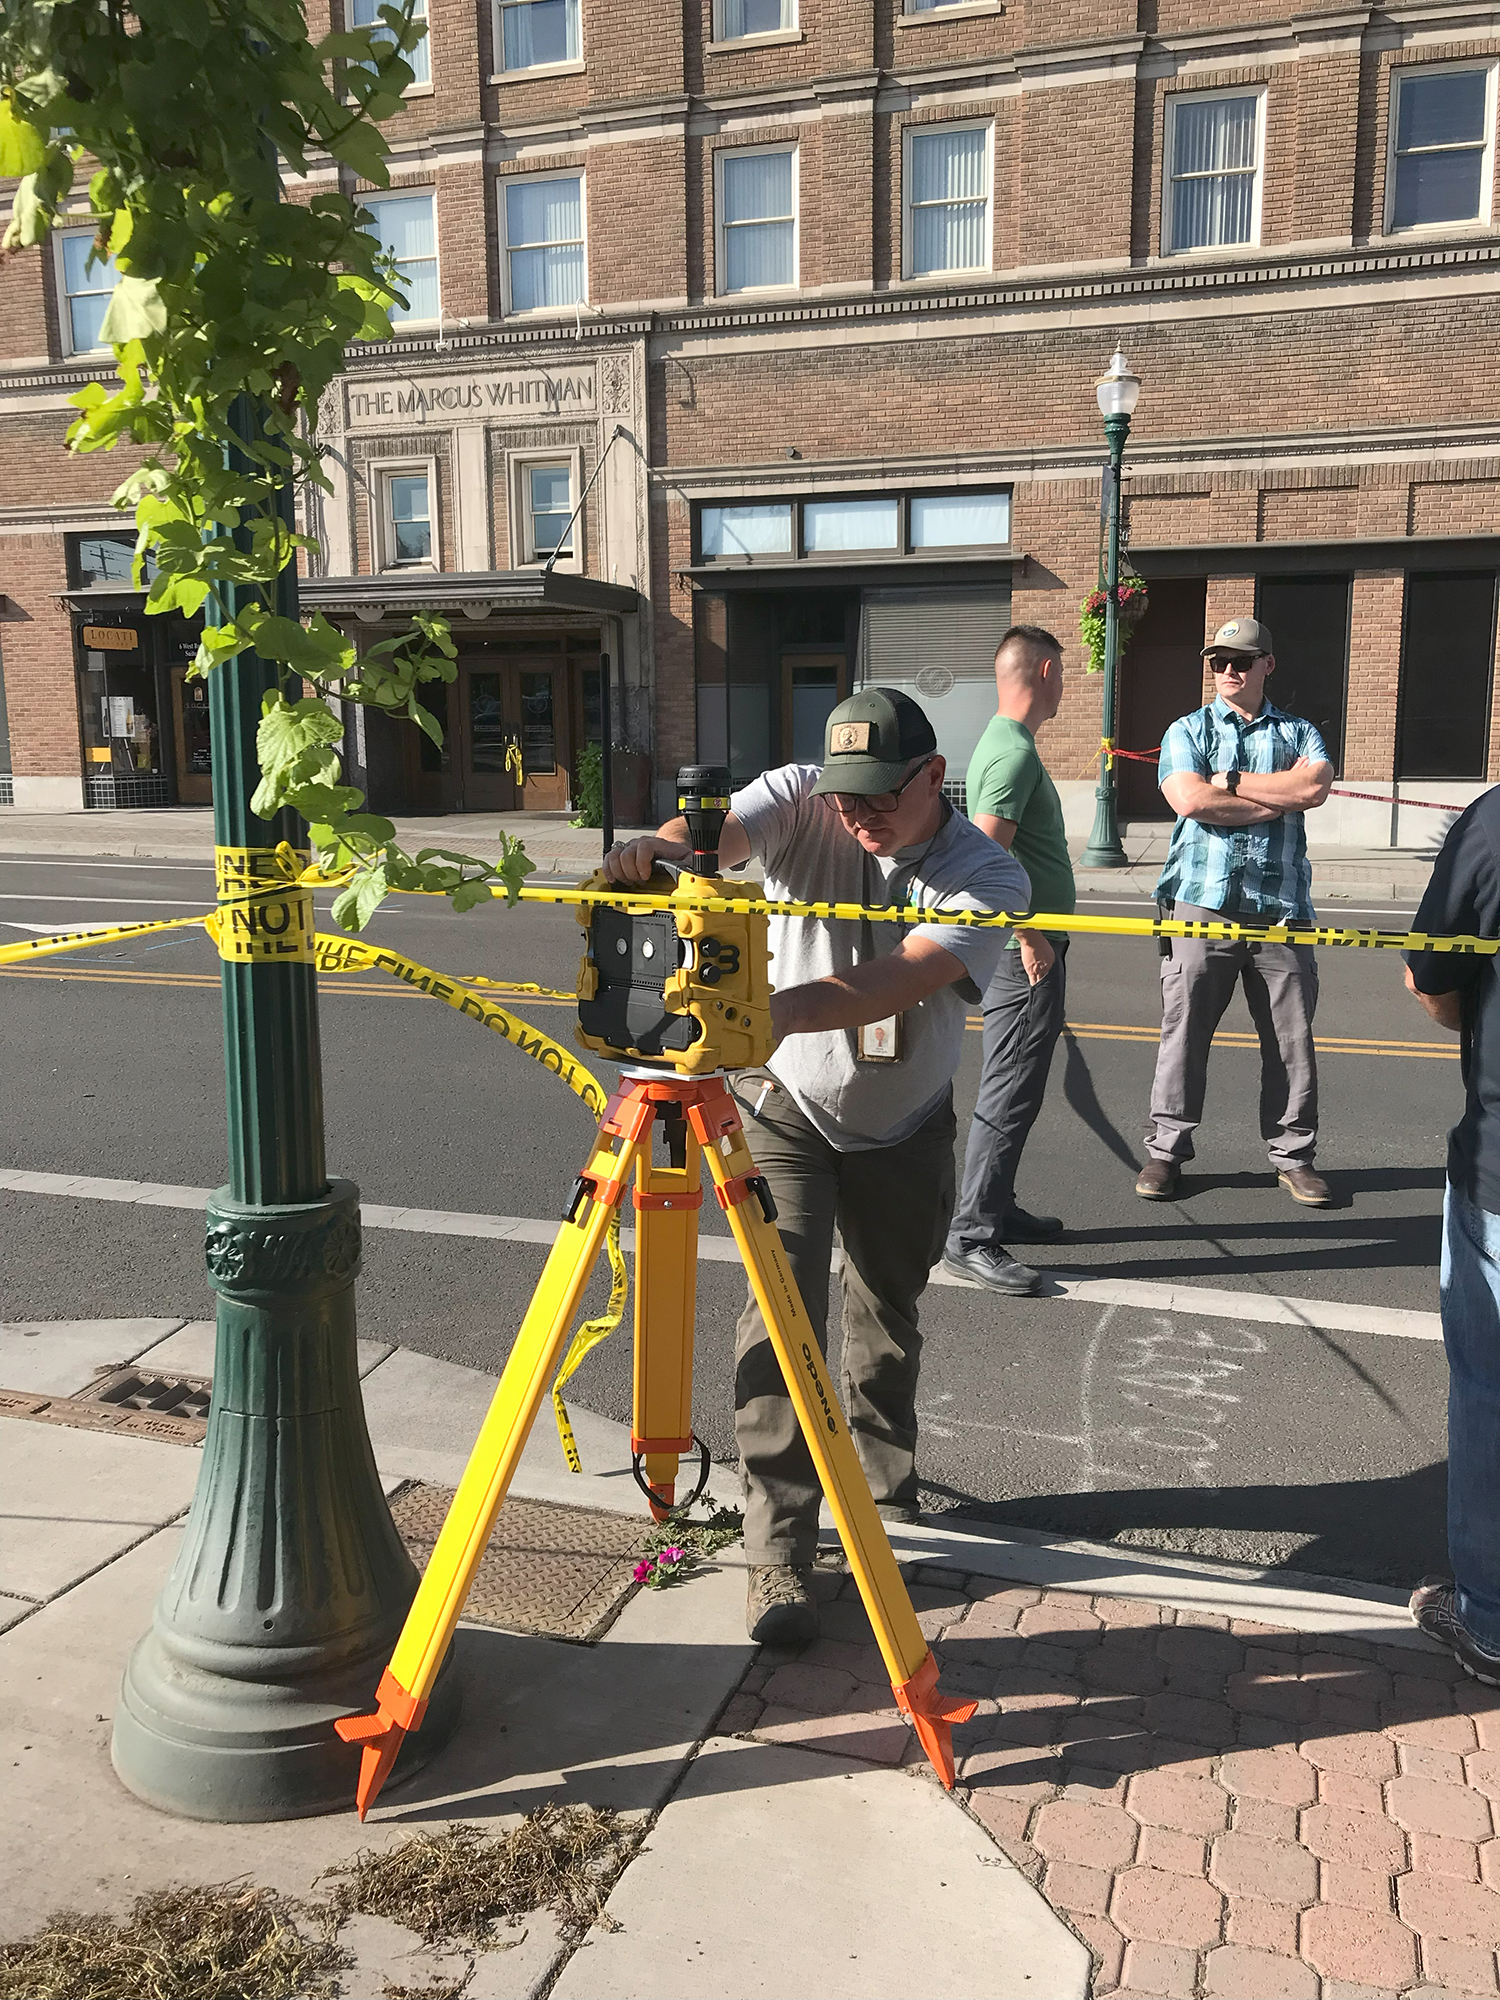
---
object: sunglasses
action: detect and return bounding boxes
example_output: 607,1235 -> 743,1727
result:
829,756 -> 934,817
1208,655 -> 1263,674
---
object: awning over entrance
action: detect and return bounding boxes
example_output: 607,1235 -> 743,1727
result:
299,570 -> 641,620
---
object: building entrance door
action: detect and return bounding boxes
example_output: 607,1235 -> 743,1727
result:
1116,578 -> 1208,819
454,658 -> 570,812
169,665 -> 213,804
781,652 -> 847,763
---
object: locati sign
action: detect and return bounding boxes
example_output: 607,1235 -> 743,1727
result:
346,366 -> 596,427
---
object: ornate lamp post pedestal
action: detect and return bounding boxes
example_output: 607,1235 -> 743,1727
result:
1079,351 -> 1142,872
112,404 -> 456,1820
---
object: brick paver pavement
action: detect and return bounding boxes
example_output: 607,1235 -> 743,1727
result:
719,1564 -> 1500,1998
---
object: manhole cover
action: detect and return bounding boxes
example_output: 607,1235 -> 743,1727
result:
390,1484 -> 648,1643
0,1368 -> 212,1445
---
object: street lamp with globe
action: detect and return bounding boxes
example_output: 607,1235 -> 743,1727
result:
1079,349 -> 1143,868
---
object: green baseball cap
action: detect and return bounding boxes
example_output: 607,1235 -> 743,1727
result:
810,687 -> 939,797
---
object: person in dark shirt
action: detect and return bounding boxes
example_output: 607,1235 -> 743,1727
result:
1404,789 -> 1500,1686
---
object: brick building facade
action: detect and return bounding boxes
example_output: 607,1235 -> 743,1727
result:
3,0 -> 1499,838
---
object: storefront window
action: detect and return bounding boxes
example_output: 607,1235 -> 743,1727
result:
69,533 -> 153,588
700,504 -> 793,559
910,492 -> 1010,548
1397,571 -> 1498,778
804,498 -> 899,552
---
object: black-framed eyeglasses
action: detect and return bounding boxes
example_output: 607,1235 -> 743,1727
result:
829,757 -> 935,816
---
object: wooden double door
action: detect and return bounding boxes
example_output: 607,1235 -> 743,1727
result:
415,654 -> 576,812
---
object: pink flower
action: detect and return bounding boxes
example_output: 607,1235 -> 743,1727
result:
631,1560 -> 654,1582
658,1547 -> 685,1565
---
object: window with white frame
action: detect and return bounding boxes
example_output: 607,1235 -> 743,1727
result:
904,0 -> 973,10
58,230 -> 121,353
1388,65 -> 1496,231
905,124 -> 991,277
351,0 -> 430,89
504,175 -> 586,313
1165,90 -> 1263,253
496,0 -> 579,71
803,498 -> 899,552
910,491 -> 1010,548
382,470 -> 434,567
363,194 -> 439,323
717,147 -> 796,294
521,462 -> 574,562
714,0 -> 794,39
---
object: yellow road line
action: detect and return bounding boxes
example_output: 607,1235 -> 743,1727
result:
2,964 -> 1456,1058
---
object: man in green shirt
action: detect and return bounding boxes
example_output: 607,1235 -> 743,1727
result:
942,624 -> 1076,1296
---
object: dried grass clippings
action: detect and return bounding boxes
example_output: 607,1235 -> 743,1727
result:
0,1883 -> 347,2000
319,1807 -> 638,1950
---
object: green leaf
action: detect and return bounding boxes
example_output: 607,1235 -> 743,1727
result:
450,880 -> 492,913
0,100 -> 46,177
408,697 -> 444,747
97,274 -> 167,344
331,864 -> 389,932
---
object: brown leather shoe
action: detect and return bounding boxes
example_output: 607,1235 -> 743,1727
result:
1278,1166 -> 1331,1206
1135,1159 -> 1180,1199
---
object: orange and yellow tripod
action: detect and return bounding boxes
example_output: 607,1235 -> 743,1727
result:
336,1065 -> 977,1816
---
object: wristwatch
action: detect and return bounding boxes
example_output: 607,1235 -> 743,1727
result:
1223,768 -> 1241,794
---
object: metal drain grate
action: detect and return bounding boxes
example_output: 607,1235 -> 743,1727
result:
389,1484 -> 648,1643
0,1368 -> 213,1445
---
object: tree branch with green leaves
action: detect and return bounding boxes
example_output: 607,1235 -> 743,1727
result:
1,0 -> 532,925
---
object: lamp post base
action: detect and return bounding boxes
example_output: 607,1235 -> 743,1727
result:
1078,790 -> 1130,870
111,1182 -> 459,1821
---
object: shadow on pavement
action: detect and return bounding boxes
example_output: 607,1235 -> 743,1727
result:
934,1460 -> 1448,1588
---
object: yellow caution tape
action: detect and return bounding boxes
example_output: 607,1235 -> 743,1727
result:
213,844 -> 317,963
505,885 -> 1495,956
312,930 -> 626,1472
0,913 -> 210,967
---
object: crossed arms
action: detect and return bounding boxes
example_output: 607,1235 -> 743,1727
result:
1160,757 -> 1334,828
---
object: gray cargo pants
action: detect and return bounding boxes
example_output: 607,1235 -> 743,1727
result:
727,1067 -> 956,1568
1144,899 -> 1319,1169
948,938 -> 1069,1253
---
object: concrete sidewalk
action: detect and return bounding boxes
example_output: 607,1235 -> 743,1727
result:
0,800 -> 1446,902
5,1313 -> 1498,1997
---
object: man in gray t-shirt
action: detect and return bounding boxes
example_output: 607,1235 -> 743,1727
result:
605,690 -> 1029,1647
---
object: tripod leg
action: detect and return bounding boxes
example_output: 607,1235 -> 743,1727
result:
688,1081 -> 977,1789
632,1103 -> 702,1519
336,1119 -> 643,1816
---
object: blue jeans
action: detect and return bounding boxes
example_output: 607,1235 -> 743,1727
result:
1441,1185 -> 1500,1650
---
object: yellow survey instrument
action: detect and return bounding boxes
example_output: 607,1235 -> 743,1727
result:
336,766 -> 977,1817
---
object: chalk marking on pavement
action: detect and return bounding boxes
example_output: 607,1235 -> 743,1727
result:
0,1168 -> 1442,1342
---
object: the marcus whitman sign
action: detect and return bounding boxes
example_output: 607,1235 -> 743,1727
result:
345,366 -> 596,427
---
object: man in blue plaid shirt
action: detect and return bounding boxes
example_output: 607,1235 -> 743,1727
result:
1136,615 -> 1334,1206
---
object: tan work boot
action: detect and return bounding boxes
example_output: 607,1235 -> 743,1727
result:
1135,1159 -> 1180,1199
745,1564 -> 818,1647
1278,1165 -> 1331,1206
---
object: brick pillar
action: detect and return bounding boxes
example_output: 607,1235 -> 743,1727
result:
1200,576 -> 1249,704
1,534 -> 84,808
1344,570 -> 1404,781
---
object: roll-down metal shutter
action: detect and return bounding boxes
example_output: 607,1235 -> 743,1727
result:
857,585 -> 1011,808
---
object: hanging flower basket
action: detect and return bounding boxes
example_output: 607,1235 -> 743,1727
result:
1079,580 -> 1150,673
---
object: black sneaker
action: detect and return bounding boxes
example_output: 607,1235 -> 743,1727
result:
746,1564 -> 818,1647
1410,1576 -> 1500,1687
1000,1206 -> 1065,1241
940,1245 -> 1043,1296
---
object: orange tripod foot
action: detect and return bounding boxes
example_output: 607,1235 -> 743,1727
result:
334,1669 -> 428,1819
892,1651 -> 979,1790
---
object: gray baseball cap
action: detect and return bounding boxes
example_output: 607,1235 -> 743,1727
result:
1204,616 -> 1273,659
809,687 -> 938,797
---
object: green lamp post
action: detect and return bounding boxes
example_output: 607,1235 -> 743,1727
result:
112,398 -> 456,1820
1079,349 -> 1143,870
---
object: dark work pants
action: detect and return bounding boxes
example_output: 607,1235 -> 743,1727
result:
1144,900 -> 1319,1169
947,939 -> 1069,1253
727,1068 -> 956,1568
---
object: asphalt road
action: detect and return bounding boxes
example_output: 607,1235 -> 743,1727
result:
0,850 -> 1459,1589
